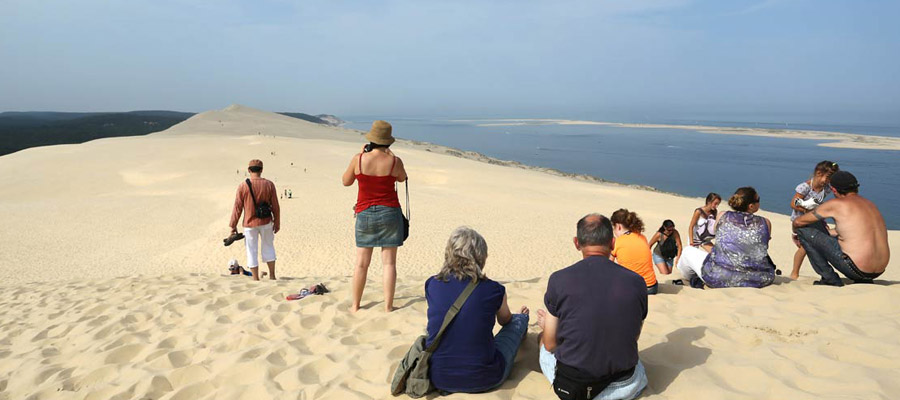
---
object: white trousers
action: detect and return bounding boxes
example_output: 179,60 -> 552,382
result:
244,223 -> 276,268
676,245 -> 709,281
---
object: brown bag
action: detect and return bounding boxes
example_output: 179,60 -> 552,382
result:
390,280 -> 479,397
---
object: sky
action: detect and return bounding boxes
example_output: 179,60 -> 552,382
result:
1,0 -> 898,124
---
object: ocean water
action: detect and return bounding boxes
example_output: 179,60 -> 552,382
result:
346,119 -> 900,229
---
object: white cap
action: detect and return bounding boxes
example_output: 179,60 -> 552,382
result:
228,259 -> 239,267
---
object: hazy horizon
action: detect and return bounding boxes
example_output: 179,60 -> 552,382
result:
2,1 -> 898,125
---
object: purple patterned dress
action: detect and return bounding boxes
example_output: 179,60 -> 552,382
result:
701,211 -> 775,288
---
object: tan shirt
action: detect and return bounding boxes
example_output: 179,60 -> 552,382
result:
230,177 -> 280,229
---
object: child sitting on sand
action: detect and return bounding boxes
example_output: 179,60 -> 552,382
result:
788,161 -> 839,280
228,259 -> 266,278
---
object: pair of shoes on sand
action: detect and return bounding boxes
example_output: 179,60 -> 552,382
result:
286,283 -> 330,300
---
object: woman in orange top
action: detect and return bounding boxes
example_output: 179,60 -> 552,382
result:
610,209 -> 659,294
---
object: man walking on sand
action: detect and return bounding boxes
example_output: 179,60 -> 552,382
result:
229,159 -> 280,280
537,214 -> 648,400
793,171 -> 890,286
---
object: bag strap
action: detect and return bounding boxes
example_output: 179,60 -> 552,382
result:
404,180 -> 410,222
425,280 -> 478,353
245,179 -> 258,208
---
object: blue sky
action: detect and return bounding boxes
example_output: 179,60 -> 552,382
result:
1,0 -> 898,124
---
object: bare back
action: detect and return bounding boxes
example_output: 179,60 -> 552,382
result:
357,150 -> 399,177
824,194 -> 890,272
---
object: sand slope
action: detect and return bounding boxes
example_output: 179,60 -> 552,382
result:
0,105 -> 898,399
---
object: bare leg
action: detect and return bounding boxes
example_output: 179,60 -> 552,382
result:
791,247 -> 806,280
381,247 -> 398,312
267,261 -> 277,280
250,267 -> 260,281
351,247 -> 374,313
655,262 -> 672,275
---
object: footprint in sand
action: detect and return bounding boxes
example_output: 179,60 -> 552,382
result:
168,382 -> 215,400
33,366 -> 64,386
238,297 -> 265,311
157,336 -> 180,349
105,343 -> 146,364
167,350 -> 193,368
240,348 -> 265,362
300,315 -> 322,329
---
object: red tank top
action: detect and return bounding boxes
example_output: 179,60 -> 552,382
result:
355,153 -> 401,213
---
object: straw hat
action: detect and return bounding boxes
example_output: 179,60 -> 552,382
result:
365,120 -> 395,145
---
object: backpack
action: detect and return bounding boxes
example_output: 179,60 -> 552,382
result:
658,234 -> 678,259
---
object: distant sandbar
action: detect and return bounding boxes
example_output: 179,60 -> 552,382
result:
464,119 -> 900,151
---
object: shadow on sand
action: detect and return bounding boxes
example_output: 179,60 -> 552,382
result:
640,326 -> 711,395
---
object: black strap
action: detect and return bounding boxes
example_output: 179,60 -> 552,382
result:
245,179 -> 259,209
425,280 -> 478,353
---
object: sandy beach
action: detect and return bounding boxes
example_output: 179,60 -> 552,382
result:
471,119 -> 900,151
1,105 -> 898,399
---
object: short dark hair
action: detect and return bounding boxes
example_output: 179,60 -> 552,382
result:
248,166 -> 263,173
576,214 -> 613,247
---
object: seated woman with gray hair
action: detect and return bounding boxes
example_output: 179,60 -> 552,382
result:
424,226 -> 530,393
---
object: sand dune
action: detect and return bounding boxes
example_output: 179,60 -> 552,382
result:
0,105 -> 898,399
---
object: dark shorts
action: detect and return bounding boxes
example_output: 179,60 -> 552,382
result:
355,205 -> 404,248
647,282 -> 659,295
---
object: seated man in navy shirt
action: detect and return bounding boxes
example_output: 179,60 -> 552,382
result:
537,214 -> 648,400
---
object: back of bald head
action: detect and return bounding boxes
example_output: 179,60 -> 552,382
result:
576,213 -> 614,248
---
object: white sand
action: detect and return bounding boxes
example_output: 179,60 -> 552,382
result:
0,105 -> 898,399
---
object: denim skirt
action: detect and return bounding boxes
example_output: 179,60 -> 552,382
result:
355,205 -> 404,248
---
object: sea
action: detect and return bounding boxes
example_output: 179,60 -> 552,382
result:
345,118 -> 900,229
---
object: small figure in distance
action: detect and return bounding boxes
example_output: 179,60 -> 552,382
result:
342,120 -> 408,312
788,161 -> 839,280
537,214 -> 648,400
229,159 -> 280,281
610,209 -> 659,295
424,227 -> 529,394
793,171 -> 890,286
647,219 -> 682,276
688,193 -> 721,252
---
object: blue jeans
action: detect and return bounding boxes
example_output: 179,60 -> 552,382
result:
796,223 -> 881,286
539,344 -> 648,400
489,313 -> 530,390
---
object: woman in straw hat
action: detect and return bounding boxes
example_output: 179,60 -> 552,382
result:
342,120 -> 408,312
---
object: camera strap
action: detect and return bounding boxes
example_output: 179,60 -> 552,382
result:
245,179 -> 259,209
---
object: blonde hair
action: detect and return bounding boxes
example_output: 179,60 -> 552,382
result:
436,226 -> 488,282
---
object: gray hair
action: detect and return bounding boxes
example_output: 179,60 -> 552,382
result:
436,226 -> 488,282
576,213 -> 614,247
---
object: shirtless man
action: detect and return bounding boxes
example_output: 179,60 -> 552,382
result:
793,171 -> 890,286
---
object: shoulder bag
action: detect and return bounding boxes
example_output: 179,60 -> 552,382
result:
245,179 -> 272,219
390,279 -> 479,398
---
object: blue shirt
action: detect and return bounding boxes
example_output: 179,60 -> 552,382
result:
425,275 -> 506,392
